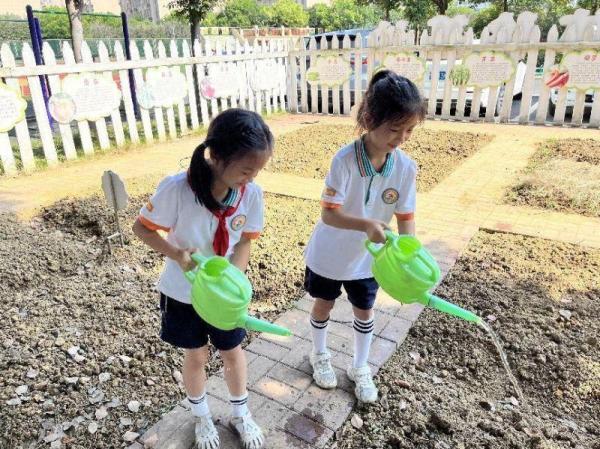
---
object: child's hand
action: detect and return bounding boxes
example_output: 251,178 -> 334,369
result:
175,248 -> 198,272
364,219 -> 389,244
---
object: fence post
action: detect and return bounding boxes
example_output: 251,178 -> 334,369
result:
121,12 -> 139,118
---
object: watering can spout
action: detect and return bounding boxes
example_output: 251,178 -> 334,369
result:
427,294 -> 482,324
243,315 -> 292,337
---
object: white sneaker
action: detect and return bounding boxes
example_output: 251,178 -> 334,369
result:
309,351 -> 337,389
347,365 -> 378,403
195,414 -> 219,449
230,412 -> 264,449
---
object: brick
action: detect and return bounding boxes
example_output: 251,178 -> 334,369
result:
373,292 -> 402,315
373,312 -> 393,337
281,411 -> 334,447
267,362 -> 313,392
273,308 -> 312,338
208,390 -> 266,423
205,375 -> 230,400
292,384 -> 355,430
246,338 -> 291,362
247,355 -> 277,385
138,405 -> 189,446
327,320 -> 354,341
329,296 -> 354,321
325,331 -> 353,356
280,338 -> 312,373
263,428 -> 313,449
261,332 -> 307,350
251,376 -> 303,407
331,366 -> 354,394
255,397 -> 294,432
395,302 -> 424,321
379,316 -> 412,346
331,349 -> 379,376
294,294 -> 314,313
368,336 -> 397,367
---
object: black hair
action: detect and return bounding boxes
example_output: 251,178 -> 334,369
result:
188,108 -> 273,211
356,70 -> 426,133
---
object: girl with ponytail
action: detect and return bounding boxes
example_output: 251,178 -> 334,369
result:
134,108 -> 273,449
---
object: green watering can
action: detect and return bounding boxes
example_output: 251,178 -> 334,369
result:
184,254 -> 292,336
365,231 -> 481,324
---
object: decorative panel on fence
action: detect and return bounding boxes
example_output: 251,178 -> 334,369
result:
287,9 -> 600,130
0,38 -> 287,175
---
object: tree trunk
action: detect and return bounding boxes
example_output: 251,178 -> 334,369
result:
65,0 -> 84,63
503,0 -> 508,12
385,6 -> 390,21
190,16 -> 200,51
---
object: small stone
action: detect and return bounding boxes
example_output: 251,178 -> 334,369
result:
95,407 -> 108,420
128,400 -> 141,413
172,369 -> 183,384
15,385 -> 28,395
50,441 -> 62,449
486,314 -> 497,322
55,337 -> 65,346
107,397 -> 122,408
119,417 -> 133,427
6,398 -> 21,406
350,414 -> 363,429
98,372 -> 111,383
146,379 -> 155,386
587,336 -> 598,346
430,411 -> 453,434
409,351 -> 421,363
479,400 -> 496,411
508,396 -> 519,407
88,422 -> 98,434
88,388 -> 104,404
119,355 -> 132,364
62,421 -> 73,431
65,377 -> 79,385
397,380 -> 411,389
43,430 -> 63,443
559,309 -> 572,320
144,433 -> 159,448
123,431 -> 140,442
26,369 -> 39,379
398,400 -> 408,410
67,346 -> 79,357
432,376 -> 443,384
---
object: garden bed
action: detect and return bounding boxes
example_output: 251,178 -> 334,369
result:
0,191 -> 319,449
268,124 -> 492,191
507,138 -> 600,218
334,230 -> 599,449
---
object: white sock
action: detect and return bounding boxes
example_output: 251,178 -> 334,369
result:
230,392 -> 249,418
310,315 -> 329,354
353,316 -> 374,368
188,391 -> 210,417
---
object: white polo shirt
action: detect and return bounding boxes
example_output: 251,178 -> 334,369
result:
139,172 -> 264,304
304,138 -> 417,280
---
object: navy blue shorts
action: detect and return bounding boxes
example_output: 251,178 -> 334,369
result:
304,267 -> 379,311
159,293 -> 246,351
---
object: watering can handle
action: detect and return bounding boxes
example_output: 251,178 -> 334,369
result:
183,253 -> 209,284
365,230 -> 397,257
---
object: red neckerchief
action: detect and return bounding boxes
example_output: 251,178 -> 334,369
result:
210,185 -> 246,256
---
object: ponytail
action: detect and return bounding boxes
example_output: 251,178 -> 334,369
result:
188,140 -> 221,211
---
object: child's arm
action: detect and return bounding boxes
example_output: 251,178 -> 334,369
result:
322,207 -> 389,243
230,235 -> 252,272
396,217 -> 415,236
132,218 -> 196,272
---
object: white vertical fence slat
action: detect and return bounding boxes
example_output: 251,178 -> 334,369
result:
298,39 -> 307,113
308,37 -> 318,114
144,41 -> 166,141
193,39 -> 210,126
114,41 -> 140,144
253,41 -> 263,114
331,37 -> 341,116
98,41 -> 125,146
244,40 -> 256,113
1,43 -> 35,171
129,42 -> 154,143
62,41 -> 94,154
182,40 -> 200,130
170,40 -> 189,135
342,35 -> 351,115
261,42 -> 271,115
206,38 -> 220,119
42,42 -> 76,160
534,26 -> 558,124
81,42 -> 110,150
157,42 -> 177,139
518,27 -> 542,124
22,43 -> 58,164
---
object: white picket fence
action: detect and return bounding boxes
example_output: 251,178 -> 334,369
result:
0,37 -> 288,175
288,9 -> 600,128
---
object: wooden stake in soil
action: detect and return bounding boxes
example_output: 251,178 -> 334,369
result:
101,170 -> 129,252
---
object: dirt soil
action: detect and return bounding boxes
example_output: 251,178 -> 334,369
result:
334,231 -> 599,449
0,192 -> 319,449
507,138 -> 600,217
268,125 -> 492,191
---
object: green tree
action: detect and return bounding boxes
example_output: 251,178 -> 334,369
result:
358,0 -> 401,21
268,0 -> 309,27
308,3 -> 331,29
400,0 -> 436,33
216,0 -> 269,27
576,0 -> 599,13
168,0 -> 219,44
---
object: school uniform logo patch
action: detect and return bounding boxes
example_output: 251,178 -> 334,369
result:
382,188 -> 399,204
146,201 -> 154,212
230,214 -> 246,231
